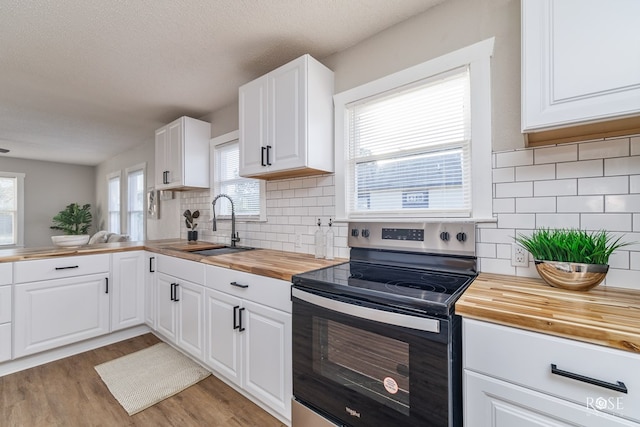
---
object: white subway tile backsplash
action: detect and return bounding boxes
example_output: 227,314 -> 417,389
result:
607,250 -> 629,269
493,198 -> 515,213
577,176 -> 628,195
605,156 -> 640,176
495,182 -> 533,198
630,251 -> 640,270
605,268 -> 640,290
536,214 -> 580,229
556,196 -> 603,213
480,228 -> 516,244
496,243 -> 511,259
492,167 -> 515,183
479,258 -> 516,276
579,138 -> 629,160
515,164 -> 555,181
476,243 -> 497,258
495,149 -> 534,168
605,194 -> 640,213
534,179 -> 577,196
534,144 -> 577,164
497,214 -> 535,229
556,159 -> 603,179
581,214 -> 632,232
632,136 -> 640,156
516,197 -> 555,213
635,214 -> 640,232
631,175 -> 640,193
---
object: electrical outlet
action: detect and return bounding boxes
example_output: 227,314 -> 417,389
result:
511,244 -> 528,267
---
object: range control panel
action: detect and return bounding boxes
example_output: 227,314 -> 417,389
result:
348,222 -> 476,256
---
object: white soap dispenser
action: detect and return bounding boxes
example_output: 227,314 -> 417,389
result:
325,218 -> 334,260
314,218 -> 325,259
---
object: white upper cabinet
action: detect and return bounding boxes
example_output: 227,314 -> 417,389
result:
155,116 -> 210,190
522,0 -> 640,132
239,54 -> 334,179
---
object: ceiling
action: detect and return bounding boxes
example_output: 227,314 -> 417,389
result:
0,0 -> 444,166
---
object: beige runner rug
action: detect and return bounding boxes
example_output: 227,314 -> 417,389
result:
95,342 -> 211,415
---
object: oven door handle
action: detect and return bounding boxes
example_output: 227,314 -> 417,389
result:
292,288 -> 440,333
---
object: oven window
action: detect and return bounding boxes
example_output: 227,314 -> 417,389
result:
312,317 -> 410,416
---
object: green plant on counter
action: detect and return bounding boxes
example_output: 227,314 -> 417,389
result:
50,203 -> 92,235
183,209 -> 200,230
515,228 -> 630,265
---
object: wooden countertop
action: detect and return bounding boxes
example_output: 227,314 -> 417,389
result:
456,272 -> 640,354
0,239 -> 347,282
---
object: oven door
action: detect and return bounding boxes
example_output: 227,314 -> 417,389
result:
292,287 -> 458,427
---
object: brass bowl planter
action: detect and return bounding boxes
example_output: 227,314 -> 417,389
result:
534,260 -> 608,291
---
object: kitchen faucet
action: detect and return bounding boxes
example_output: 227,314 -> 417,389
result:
211,194 -> 240,247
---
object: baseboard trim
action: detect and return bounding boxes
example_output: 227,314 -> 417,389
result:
0,325 -> 151,378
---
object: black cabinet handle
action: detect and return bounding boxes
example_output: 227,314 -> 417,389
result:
551,364 -> 628,394
55,265 -> 79,270
105,277 -> 109,294
266,145 -> 272,166
230,281 -> 249,289
233,305 -> 240,330
170,283 -> 175,301
261,147 -> 267,166
163,171 -> 169,184
149,256 -> 155,273
174,283 -> 179,302
238,307 -> 246,332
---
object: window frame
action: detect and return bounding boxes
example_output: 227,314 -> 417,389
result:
106,170 -> 121,234
210,130 -> 266,222
333,38 -> 495,222
125,163 -> 146,241
0,171 -> 25,247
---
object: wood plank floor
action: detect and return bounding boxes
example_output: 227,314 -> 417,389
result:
0,334 -> 287,427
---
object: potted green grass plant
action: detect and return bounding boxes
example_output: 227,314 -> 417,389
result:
50,203 -> 93,247
515,228 -> 630,291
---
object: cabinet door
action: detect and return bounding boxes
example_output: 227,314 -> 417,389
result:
242,300 -> 292,419
0,323 -> 10,362
176,280 -> 205,361
268,56 -> 306,172
144,253 -> 156,329
111,251 -> 144,331
14,274 -> 110,358
155,126 -> 169,188
204,288 -> 243,387
239,75 -> 269,176
465,371 -> 636,427
0,285 -> 11,324
156,273 -> 177,341
167,118 -> 184,187
522,0 -> 640,131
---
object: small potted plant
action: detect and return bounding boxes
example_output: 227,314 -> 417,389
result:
184,209 -> 200,241
50,203 -> 93,247
515,228 -> 630,291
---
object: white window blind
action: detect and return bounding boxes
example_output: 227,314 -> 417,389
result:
345,66 -> 471,217
0,176 -> 17,245
214,141 -> 261,217
108,174 -> 121,233
127,168 -> 144,240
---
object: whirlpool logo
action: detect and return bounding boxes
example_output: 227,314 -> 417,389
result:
345,406 -> 361,418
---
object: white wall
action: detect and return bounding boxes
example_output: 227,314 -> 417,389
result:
0,157 -> 95,247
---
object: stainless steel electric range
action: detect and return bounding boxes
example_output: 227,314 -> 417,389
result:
291,222 -> 477,427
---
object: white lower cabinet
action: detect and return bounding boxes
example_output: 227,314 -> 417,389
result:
156,272 -> 205,361
144,252 -> 157,329
110,251 -> 145,331
204,265 -> 292,421
463,319 -> 640,426
0,266 -> 12,361
14,273 -> 110,358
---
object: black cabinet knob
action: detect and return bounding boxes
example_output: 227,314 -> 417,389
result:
456,232 -> 467,242
440,231 -> 450,241
351,228 -> 359,237
361,229 -> 370,238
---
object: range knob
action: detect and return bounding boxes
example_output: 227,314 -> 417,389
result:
361,229 -> 370,238
456,232 -> 467,242
351,228 -> 359,237
439,231 -> 450,241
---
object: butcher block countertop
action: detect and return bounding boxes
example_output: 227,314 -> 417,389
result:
0,239 -> 346,282
456,272 -> 640,354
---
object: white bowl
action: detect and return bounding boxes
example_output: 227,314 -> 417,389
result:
51,235 -> 90,247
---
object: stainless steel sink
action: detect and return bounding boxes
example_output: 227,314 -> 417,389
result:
191,246 -> 255,256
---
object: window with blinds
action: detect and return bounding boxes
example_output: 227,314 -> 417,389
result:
107,173 -> 121,233
345,66 -> 471,217
0,175 -> 18,245
127,168 -> 144,241
214,141 -> 262,218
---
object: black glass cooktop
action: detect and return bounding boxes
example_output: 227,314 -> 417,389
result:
292,260 -> 476,317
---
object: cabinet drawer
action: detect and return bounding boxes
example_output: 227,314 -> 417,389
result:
0,285 -> 11,324
0,323 -> 10,362
0,263 -> 12,285
157,254 -> 205,285
14,254 -> 109,283
463,319 -> 640,422
205,265 -> 291,313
